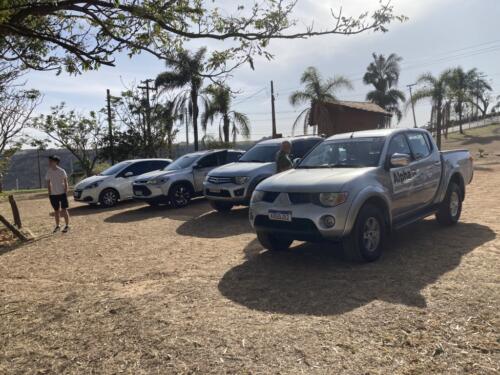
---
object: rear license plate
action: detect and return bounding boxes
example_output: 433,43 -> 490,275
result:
268,209 -> 292,222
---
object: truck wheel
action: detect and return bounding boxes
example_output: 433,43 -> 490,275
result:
99,189 -> 119,208
342,204 -> 385,262
169,183 -> 192,208
210,201 -> 234,212
436,183 -> 462,226
257,231 -> 293,252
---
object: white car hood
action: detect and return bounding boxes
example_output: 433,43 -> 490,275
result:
75,175 -> 109,189
135,168 -> 188,181
208,162 -> 275,177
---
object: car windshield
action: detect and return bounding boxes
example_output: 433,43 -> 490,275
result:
99,161 -> 132,176
164,154 -> 201,171
239,144 -> 280,163
298,137 -> 386,168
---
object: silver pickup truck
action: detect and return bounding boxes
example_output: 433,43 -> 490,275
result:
249,128 -> 473,262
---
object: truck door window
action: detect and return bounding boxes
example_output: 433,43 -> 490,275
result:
407,133 -> 431,160
226,151 -> 242,163
388,134 -> 412,158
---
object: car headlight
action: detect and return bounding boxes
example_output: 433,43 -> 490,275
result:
147,177 -> 169,185
234,176 -> 249,185
318,192 -> 348,207
250,190 -> 265,204
84,181 -> 101,190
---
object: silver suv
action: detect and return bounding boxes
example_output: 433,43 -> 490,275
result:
203,136 -> 323,212
132,149 -> 244,208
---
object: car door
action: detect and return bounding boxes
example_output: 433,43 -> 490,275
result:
386,134 -> 416,218
116,161 -> 152,199
405,132 -> 441,209
192,152 -> 220,192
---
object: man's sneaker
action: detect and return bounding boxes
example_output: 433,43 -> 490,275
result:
53,226 -> 60,233
62,226 -> 70,233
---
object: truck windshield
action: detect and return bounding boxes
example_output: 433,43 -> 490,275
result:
99,161 -> 133,176
298,137 -> 386,168
164,154 -> 201,171
239,145 -> 280,163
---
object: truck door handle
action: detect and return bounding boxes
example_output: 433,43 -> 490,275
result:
434,162 -> 441,166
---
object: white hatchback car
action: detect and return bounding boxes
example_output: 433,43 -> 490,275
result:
73,159 -> 172,207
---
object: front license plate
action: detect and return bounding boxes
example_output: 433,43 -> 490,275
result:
268,210 -> 292,222
210,188 -> 221,193
134,190 -> 143,196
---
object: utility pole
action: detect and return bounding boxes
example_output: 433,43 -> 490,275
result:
106,89 -> 115,164
407,83 -> 418,128
184,108 -> 189,146
139,79 -> 154,155
271,80 -> 277,138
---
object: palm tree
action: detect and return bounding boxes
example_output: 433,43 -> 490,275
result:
289,66 -> 353,134
363,53 -> 405,125
467,70 -> 492,118
155,100 -> 179,158
155,48 -> 206,151
410,70 -> 452,149
447,67 -> 478,134
202,84 -> 250,143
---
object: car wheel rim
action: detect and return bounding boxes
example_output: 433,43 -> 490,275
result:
174,187 -> 190,206
103,191 -> 116,206
363,217 -> 381,252
450,191 -> 460,217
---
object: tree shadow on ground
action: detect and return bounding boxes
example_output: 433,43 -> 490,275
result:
218,220 -> 495,316
104,198 -> 210,224
176,207 -> 251,238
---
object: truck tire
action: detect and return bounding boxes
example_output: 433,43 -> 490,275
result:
257,231 -> 293,252
168,183 -> 192,208
436,182 -> 462,226
99,188 -> 119,208
342,204 -> 385,262
210,201 -> 234,212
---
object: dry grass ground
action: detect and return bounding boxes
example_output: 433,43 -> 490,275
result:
0,126 -> 499,374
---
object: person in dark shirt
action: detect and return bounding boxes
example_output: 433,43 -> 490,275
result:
275,140 -> 293,173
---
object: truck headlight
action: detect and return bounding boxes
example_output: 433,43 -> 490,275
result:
250,190 -> 265,204
234,176 -> 249,185
318,192 -> 348,207
147,177 -> 169,185
84,181 -> 101,190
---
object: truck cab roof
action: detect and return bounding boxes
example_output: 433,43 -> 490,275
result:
327,128 -> 429,140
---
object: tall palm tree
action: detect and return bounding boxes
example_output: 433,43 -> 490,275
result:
363,53 -> 405,125
155,48 -> 206,151
410,70 -> 452,149
202,84 -> 250,143
289,66 -> 353,134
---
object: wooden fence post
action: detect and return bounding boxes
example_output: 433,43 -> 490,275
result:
8,195 -> 22,228
0,215 -> 28,241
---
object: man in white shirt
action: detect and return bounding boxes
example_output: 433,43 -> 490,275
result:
45,155 -> 70,233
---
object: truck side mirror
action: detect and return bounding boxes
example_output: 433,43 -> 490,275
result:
389,153 -> 411,168
123,171 -> 134,177
293,158 -> 301,167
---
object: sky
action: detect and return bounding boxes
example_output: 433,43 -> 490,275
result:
24,0 -> 500,143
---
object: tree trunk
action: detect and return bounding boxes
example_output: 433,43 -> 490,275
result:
223,115 -> 230,144
191,87 -> 199,151
458,102 -> 463,134
435,104 -> 442,150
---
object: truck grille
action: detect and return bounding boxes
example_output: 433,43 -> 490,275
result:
288,193 -> 314,204
207,176 -> 233,184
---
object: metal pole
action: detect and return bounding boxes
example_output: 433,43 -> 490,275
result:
106,89 -> 115,164
407,83 -> 418,128
271,80 -> 277,138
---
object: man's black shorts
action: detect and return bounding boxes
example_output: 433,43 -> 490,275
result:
49,193 -> 69,211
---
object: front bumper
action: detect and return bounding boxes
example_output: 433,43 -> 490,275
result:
203,181 -> 249,204
73,188 -> 99,204
132,183 -> 169,202
249,192 -> 352,240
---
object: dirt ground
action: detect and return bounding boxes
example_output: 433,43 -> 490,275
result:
1,126 -> 499,374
